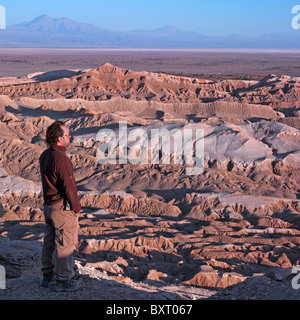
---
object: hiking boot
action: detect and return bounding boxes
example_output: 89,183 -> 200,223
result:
40,271 -> 56,288
52,278 -> 82,292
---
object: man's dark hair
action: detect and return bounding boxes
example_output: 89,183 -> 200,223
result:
45,121 -> 65,147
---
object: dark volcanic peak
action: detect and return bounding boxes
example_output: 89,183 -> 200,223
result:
151,25 -> 194,34
26,14 -> 52,25
14,14 -> 105,34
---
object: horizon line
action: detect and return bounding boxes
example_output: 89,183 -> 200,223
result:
1,48 -> 300,53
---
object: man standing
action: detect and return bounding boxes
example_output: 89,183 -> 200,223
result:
39,121 -> 82,292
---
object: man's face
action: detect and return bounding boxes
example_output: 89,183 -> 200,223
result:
57,125 -> 71,147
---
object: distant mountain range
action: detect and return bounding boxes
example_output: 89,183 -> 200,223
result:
0,14 -> 299,48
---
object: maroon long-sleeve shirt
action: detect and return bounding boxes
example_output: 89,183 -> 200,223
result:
39,145 -> 81,213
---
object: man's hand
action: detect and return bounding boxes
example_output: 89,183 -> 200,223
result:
72,211 -> 80,217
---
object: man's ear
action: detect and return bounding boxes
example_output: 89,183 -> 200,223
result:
57,136 -> 63,144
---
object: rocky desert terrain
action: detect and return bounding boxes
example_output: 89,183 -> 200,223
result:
0,60 -> 299,300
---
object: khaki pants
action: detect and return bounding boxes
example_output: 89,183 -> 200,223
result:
41,201 -> 79,281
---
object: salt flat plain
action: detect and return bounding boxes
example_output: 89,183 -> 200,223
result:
1,48 -> 300,79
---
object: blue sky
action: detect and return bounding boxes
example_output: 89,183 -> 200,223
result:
1,0 -> 299,36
